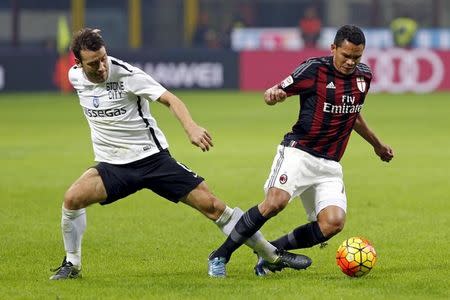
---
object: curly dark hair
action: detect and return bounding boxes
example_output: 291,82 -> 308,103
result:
71,28 -> 106,62
334,25 -> 366,47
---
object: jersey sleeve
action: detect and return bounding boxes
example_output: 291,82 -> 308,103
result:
356,62 -> 373,92
126,68 -> 167,102
68,65 -> 83,90
278,58 -> 319,97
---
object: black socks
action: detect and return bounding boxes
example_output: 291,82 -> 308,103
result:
270,221 -> 328,250
212,206 -> 268,261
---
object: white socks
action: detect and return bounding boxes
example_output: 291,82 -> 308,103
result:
215,206 -> 278,263
61,206 -> 86,268
60,205 -> 278,268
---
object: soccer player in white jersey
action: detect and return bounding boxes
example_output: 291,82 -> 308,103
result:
49,28 -> 312,280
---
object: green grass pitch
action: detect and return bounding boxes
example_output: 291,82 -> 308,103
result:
0,91 -> 449,299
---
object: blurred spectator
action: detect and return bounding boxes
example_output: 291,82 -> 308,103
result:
192,11 -> 220,48
299,6 -> 322,48
219,21 -> 233,49
390,16 -> 418,48
234,3 -> 255,28
220,12 -> 247,49
53,15 -> 74,92
220,4 -> 256,49
53,52 -> 76,92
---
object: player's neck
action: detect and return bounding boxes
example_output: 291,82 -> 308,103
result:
84,71 -> 106,84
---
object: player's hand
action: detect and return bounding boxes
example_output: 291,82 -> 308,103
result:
264,86 -> 287,105
374,144 -> 394,162
187,125 -> 213,152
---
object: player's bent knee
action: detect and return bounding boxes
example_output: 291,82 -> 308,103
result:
63,188 -> 84,210
260,198 -> 288,217
63,168 -> 106,210
319,217 -> 345,238
329,219 -> 345,235
317,205 -> 346,237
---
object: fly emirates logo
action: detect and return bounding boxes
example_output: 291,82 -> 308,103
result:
323,95 -> 363,114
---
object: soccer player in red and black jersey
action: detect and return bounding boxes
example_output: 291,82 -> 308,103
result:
208,25 -> 394,277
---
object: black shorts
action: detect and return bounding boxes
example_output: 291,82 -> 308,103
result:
94,149 -> 204,205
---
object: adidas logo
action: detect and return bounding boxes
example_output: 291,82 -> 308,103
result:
326,82 -> 336,89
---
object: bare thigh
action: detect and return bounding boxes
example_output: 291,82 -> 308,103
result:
64,168 -> 108,210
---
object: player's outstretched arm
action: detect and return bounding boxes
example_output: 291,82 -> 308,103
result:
264,85 -> 288,105
353,114 -> 394,162
157,91 -> 213,152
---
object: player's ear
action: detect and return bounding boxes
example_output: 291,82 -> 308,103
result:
330,43 -> 336,54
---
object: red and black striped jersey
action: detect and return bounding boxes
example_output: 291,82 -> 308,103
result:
279,56 -> 372,161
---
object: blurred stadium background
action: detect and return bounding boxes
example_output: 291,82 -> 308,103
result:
1,0 -> 450,93
1,2 -> 450,298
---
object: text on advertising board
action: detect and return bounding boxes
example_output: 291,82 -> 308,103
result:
133,62 -> 224,88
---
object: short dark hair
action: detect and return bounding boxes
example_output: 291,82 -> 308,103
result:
334,25 -> 366,47
71,28 -> 106,62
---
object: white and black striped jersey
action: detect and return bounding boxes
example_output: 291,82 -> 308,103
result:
69,56 -> 169,164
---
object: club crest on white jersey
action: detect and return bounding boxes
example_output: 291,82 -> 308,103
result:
93,96 -> 100,108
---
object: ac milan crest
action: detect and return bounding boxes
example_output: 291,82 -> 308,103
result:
356,77 -> 366,93
279,174 -> 288,184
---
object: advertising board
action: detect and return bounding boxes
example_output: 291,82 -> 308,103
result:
240,49 -> 450,93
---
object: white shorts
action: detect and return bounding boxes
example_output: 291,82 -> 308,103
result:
264,145 -> 347,221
